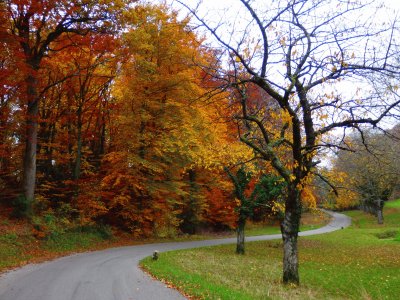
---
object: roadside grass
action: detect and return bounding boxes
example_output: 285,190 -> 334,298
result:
141,201 -> 400,300
0,206 -> 124,272
42,228 -> 112,252
244,210 -> 329,236
0,233 -> 33,270
0,224 -> 114,271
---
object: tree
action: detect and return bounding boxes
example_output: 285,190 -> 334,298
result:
332,130 -> 400,224
178,0 -> 400,284
2,0 -> 127,214
99,4 -> 252,236
226,166 -> 285,254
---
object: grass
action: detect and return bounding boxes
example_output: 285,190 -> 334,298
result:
385,199 -> 400,208
0,233 -> 32,270
42,230 -> 109,252
141,200 -> 400,300
0,212 -> 123,272
244,210 -> 329,236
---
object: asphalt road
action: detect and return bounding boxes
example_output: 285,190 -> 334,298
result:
0,210 -> 351,300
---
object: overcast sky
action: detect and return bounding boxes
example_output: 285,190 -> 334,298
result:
150,0 -> 400,166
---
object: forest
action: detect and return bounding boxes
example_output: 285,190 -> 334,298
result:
1,0 -> 400,286
0,1 -> 277,238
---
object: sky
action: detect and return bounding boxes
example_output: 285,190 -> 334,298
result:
152,0 -> 400,166
162,0 -> 400,15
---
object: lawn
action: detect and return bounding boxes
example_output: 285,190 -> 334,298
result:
244,210 -> 329,236
141,200 -> 400,300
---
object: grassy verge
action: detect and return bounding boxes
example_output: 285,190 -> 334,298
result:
0,222 -> 119,272
244,210 -> 329,236
141,202 -> 400,300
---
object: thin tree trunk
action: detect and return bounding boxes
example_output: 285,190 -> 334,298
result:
280,187 -> 301,285
74,111 -> 82,181
377,208 -> 384,224
236,218 -> 246,255
21,72 -> 39,210
376,199 -> 384,224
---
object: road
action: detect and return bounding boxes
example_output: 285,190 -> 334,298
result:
0,210 -> 350,300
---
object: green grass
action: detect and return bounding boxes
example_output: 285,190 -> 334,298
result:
43,231 -> 107,252
244,211 -> 329,236
141,202 -> 400,300
385,199 -> 400,208
0,224 -> 113,271
42,224 -> 114,252
244,222 -> 325,236
0,233 -> 33,269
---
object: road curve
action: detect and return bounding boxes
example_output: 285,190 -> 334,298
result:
0,210 -> 350,300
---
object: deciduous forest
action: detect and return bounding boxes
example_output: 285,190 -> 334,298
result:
0,1 -> 258,237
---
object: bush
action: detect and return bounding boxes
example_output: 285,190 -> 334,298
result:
12,195 -> 33,218
0,233 -> 19,244
375,230 -> 398,239
76,224 -> 113,240
43,224 -> 113,252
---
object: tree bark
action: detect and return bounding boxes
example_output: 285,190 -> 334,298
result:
21,72 -> 39,208
280,187 -> 301,285
74,107 -> 83,181
376,199 -> 384,224
236,218 -> 246,255
377,208 -> 384,224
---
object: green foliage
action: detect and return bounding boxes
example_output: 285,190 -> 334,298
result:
43,231 -> 104,252
0,232 -> 20,244
251,174 -> 286,219
225,167 -> 285,220
74,224 -> 113,240
0,232 -> 32,269
11,195 -> 33,218
375,230 -> 398,239
228,167 -> 252,201
43,223 -> 113,252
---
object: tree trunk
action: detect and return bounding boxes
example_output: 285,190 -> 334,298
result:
377,208 -> 384,224
280,187 -> 301,285
21,72 -> 39,210
74,108 -> 83,181
376,199 -> 384,224
236,218 -> 246,255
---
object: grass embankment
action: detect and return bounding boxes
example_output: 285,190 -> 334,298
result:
0,217 -> 125,272
0,208 -> 327,273
141,200 -> 400,300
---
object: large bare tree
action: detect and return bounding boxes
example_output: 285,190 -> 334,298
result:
178,0 -> 400,284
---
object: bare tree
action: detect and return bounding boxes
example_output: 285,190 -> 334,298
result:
334,129 -> 400,224
178,0 -> 400,284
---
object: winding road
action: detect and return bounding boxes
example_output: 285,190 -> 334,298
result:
0,210 -> 350,300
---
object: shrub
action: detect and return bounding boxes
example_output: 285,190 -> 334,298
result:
374,230 -> 398,239
74,224 -> 113,240
11,195 -> 33,218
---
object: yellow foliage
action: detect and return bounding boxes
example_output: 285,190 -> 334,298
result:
301,185 -> 317,209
